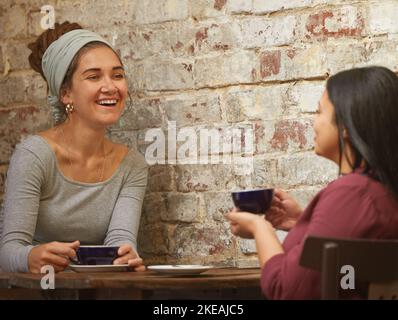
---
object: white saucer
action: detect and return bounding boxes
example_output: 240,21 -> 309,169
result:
68,264 -> 131,273
147,265 -> 213,275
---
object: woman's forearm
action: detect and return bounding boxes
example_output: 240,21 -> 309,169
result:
253,220 -> 284,269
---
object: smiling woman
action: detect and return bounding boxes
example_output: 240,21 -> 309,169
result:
0,22 -> 148,274
225,66 -> 398,299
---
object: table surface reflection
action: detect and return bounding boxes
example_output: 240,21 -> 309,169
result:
0,267 -> 263,300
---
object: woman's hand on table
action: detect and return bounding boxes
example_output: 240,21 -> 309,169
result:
113,244 -> 146,272
28,240 -> 80,273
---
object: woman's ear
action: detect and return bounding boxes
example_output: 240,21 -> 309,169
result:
60,87 -> 72,105
343,128 -> 350,139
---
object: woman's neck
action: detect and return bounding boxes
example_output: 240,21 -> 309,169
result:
59,120 -> 107,160
338,144 -> 366,175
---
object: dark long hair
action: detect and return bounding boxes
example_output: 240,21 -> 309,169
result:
326,66 -> 398,201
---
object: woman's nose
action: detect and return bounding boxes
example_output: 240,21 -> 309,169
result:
100,77 -> 117,93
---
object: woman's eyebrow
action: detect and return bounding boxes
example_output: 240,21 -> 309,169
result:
82,68 -> 101,74
82,66 -> 124,74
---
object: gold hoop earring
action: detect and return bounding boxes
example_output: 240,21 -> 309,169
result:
65,103 -> 74,114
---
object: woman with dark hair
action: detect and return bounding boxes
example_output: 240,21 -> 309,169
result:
226,66 -> 398,299
0,22 -> 148,273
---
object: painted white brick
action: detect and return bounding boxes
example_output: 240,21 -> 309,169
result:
226,0 -> 253,13
252,0 -> 312,13
368,0 -> 398,35
135,58 -> 194,91
288,81 -> 326,114
194,51 -> 256,87
134,0 -> 189,25
240,15 -> 297,48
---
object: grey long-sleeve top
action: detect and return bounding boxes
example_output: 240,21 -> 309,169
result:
0,135 -> 148,272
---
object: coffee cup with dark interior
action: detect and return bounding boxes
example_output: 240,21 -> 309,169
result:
231,188 -> 274,214
73,246 -> 120,265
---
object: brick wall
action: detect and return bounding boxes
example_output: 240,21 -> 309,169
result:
1,0 -> 398,267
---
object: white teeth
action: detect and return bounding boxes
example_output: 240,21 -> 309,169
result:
98,99 -> 117,105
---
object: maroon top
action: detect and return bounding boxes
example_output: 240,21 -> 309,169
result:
261,172 -> 398,299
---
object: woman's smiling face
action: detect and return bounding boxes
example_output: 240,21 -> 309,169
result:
61,45 -> 128,128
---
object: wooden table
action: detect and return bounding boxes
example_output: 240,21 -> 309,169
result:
0,268 -> 263,300
0,272 -> 11,289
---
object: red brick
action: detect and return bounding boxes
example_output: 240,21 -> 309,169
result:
259,51 -> 281,79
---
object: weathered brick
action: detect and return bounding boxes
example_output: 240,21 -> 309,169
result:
176,163 -> 253,192
303,6 -> 365,40
192,21 -> 242,55
133,0 -> 189,25
223,89 -> 255,123
358,40 -> 398,72
53,1 -> 134,33
368,0 -> 398,35
114,27 -> 154,61
175,165 -> 218,192
137,223 -> 172,255
203,192 -> 234,222
27,6 -> 45,38
254,45 -> 328,82
252,157 -> 278,188
240,15 -> 297,48
0,164 -> 8,195
4,40 -> 32,71
284,44 -> 328,80
239,232 -> 292,253
239,239 -> 256,254
0,105 -> 52,164
107,130 -> 138,150
0,45 -> 3,75
288,81 -> 325,114
258,50 -> 282,79
252,0 -> 312,13
113,97 -> 164,130
1,4 -> 28,38
163,92 -> 222,127
324,40 -> 398,75
189,0 -> 228,19
121,24 -> 187,60
141,193 -> 166,224
0,72 -> 47,107
255,118 -> 314,154
325,42 -> 367,74
147,165 -> 176,192
226,0 -> 252,14
161,193 -> 200,222
171,223 -> 234,260
244,85 -> 289,120
133,58 -> 195,91
235,258 -> 259,268
276,153 -> 337,188
195,51 -> 256,87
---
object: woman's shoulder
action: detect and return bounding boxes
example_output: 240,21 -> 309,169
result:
107,141 -> 148,175
8,133 -> 56,175
112,142 -> 147,167
14,133 -> 54,160
325,171 -> 390,200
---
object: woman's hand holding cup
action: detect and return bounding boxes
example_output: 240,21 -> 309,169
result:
266,189 -> 303,231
